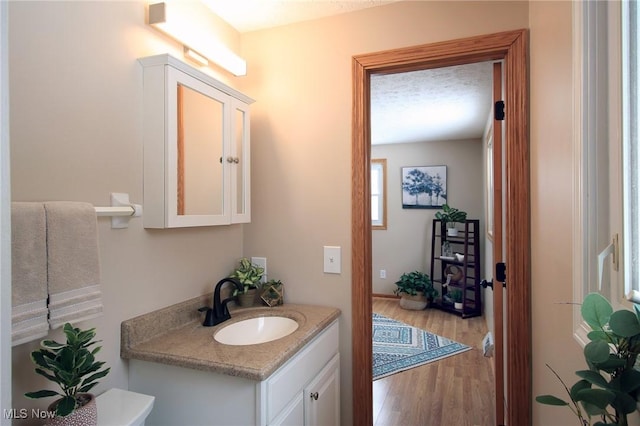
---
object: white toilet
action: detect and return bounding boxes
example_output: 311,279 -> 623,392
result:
96,388 -> 155,426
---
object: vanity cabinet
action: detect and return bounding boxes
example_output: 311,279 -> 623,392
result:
140,54 -> 254,228
270,354 -> 339,426
128,320 -> 340,426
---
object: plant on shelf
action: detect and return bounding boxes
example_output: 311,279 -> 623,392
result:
25,323 -> 110,422
450,288 -> 463,303
435,204 -> 467,236
229,257 -> 265,295
394,271 -> 438,310
536,293 -> 640,426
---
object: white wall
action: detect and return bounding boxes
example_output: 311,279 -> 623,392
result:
371,139 -> 484,295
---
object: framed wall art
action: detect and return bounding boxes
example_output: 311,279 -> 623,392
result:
401,165 -> 447,209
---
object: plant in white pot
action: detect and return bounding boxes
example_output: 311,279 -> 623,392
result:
394,271 -> 438,310
25,323 -> 110,425
449,288 -> 464,310
229,257 -> 265,307
435,204 -> 467,236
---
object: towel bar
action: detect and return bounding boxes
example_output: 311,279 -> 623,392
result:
96,193 -> 142,229
95,206 -> 136,217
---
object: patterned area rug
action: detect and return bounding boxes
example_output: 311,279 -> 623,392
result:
372,313 -> 472,380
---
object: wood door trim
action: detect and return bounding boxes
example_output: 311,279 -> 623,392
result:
492,61 -> 505,425
351,29 -> 531,426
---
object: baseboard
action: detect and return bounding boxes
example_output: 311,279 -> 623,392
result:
372,293 -> 399,299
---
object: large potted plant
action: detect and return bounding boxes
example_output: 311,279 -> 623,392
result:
25,323 -> 110,425
435,204 -> 467,236
394,271 -> 438,310
229,257 -> 265,307
536,293 -> 640,425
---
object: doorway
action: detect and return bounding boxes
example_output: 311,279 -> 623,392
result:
351,30 -> 530,425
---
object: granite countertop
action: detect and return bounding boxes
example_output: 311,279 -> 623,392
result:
121,294 -> 341,381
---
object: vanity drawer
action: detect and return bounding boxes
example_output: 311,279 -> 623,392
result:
266,320 -> 339,422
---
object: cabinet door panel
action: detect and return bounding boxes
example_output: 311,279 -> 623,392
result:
270,393 -> 304,426
231,99 -> 250,223
167,67 -> 231,227
304,354 -> 340,426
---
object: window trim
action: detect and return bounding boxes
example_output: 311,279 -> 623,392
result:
573,0 -> 631,347
371,159 -> 387,230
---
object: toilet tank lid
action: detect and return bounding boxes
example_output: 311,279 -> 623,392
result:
96,388 -> 155,426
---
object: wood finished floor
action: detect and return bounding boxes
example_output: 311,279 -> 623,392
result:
372,297 -> 496,426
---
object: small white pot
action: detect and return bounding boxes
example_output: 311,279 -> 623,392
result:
447,227 -> 459,237
454,302 -> 463,310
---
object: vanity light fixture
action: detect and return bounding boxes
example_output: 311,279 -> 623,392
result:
183,47 -> 208,67
148,2 -> 247,76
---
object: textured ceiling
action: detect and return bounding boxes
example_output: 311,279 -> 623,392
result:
201,0 -> 398,33
199,1 -> 494,145
371,62 -> 494,145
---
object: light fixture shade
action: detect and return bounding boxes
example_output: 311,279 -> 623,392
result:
148,2 -> 247,76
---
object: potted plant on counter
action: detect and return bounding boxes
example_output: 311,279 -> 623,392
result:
261,279 -> 284,307
25,323 -> 110,425
536,293 -> 640,425
394,271 -> 438,310
229,257 -> 265,307
435,204 -> 468,236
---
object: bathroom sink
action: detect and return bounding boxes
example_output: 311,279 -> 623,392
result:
214,316 -> 299,346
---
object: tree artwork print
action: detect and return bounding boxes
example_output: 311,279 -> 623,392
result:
401,165 -> 447,208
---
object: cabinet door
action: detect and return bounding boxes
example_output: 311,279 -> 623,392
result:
167,67 -> 232,227
304,354 -> 340,426
270,393 -> 304,426
230,98 -> 250,224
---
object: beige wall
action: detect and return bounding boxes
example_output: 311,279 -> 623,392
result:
241,1 -> 528,424
7,0 -> 598,424
371,139 -> 484,295
529,2 -> 584,425
8,1 -> 246,423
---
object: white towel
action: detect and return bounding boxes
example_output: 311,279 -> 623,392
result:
44,201 -> 103,329
11,202 -> 49,346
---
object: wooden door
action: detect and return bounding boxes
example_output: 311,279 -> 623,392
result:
492,61 -> 506,425
351,29 -> 530,426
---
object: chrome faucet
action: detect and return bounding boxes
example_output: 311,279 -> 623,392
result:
199,278 -> 244,327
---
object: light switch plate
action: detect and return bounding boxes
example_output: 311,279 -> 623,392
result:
323,246 -> 341,274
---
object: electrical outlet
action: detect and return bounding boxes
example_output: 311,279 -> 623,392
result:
380,269 -> 386,279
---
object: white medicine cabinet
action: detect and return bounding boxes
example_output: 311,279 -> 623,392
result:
140,54 -> 254,228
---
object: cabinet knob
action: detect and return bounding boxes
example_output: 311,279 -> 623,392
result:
234,157 -> 240,164
310,392 -> 319,401
226,157 -> 235,163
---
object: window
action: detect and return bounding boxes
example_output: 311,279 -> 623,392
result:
574,1 -> 638,343
623,0 -> 640,303
371,159 -> 387,230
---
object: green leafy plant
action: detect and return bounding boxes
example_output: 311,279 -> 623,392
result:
449,288 -> 463,303
435,204 -> 467,228
25,323 -> 110,417
229,257 -> 265,294
536,293 -> 640,425
394,271 -> 438,300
